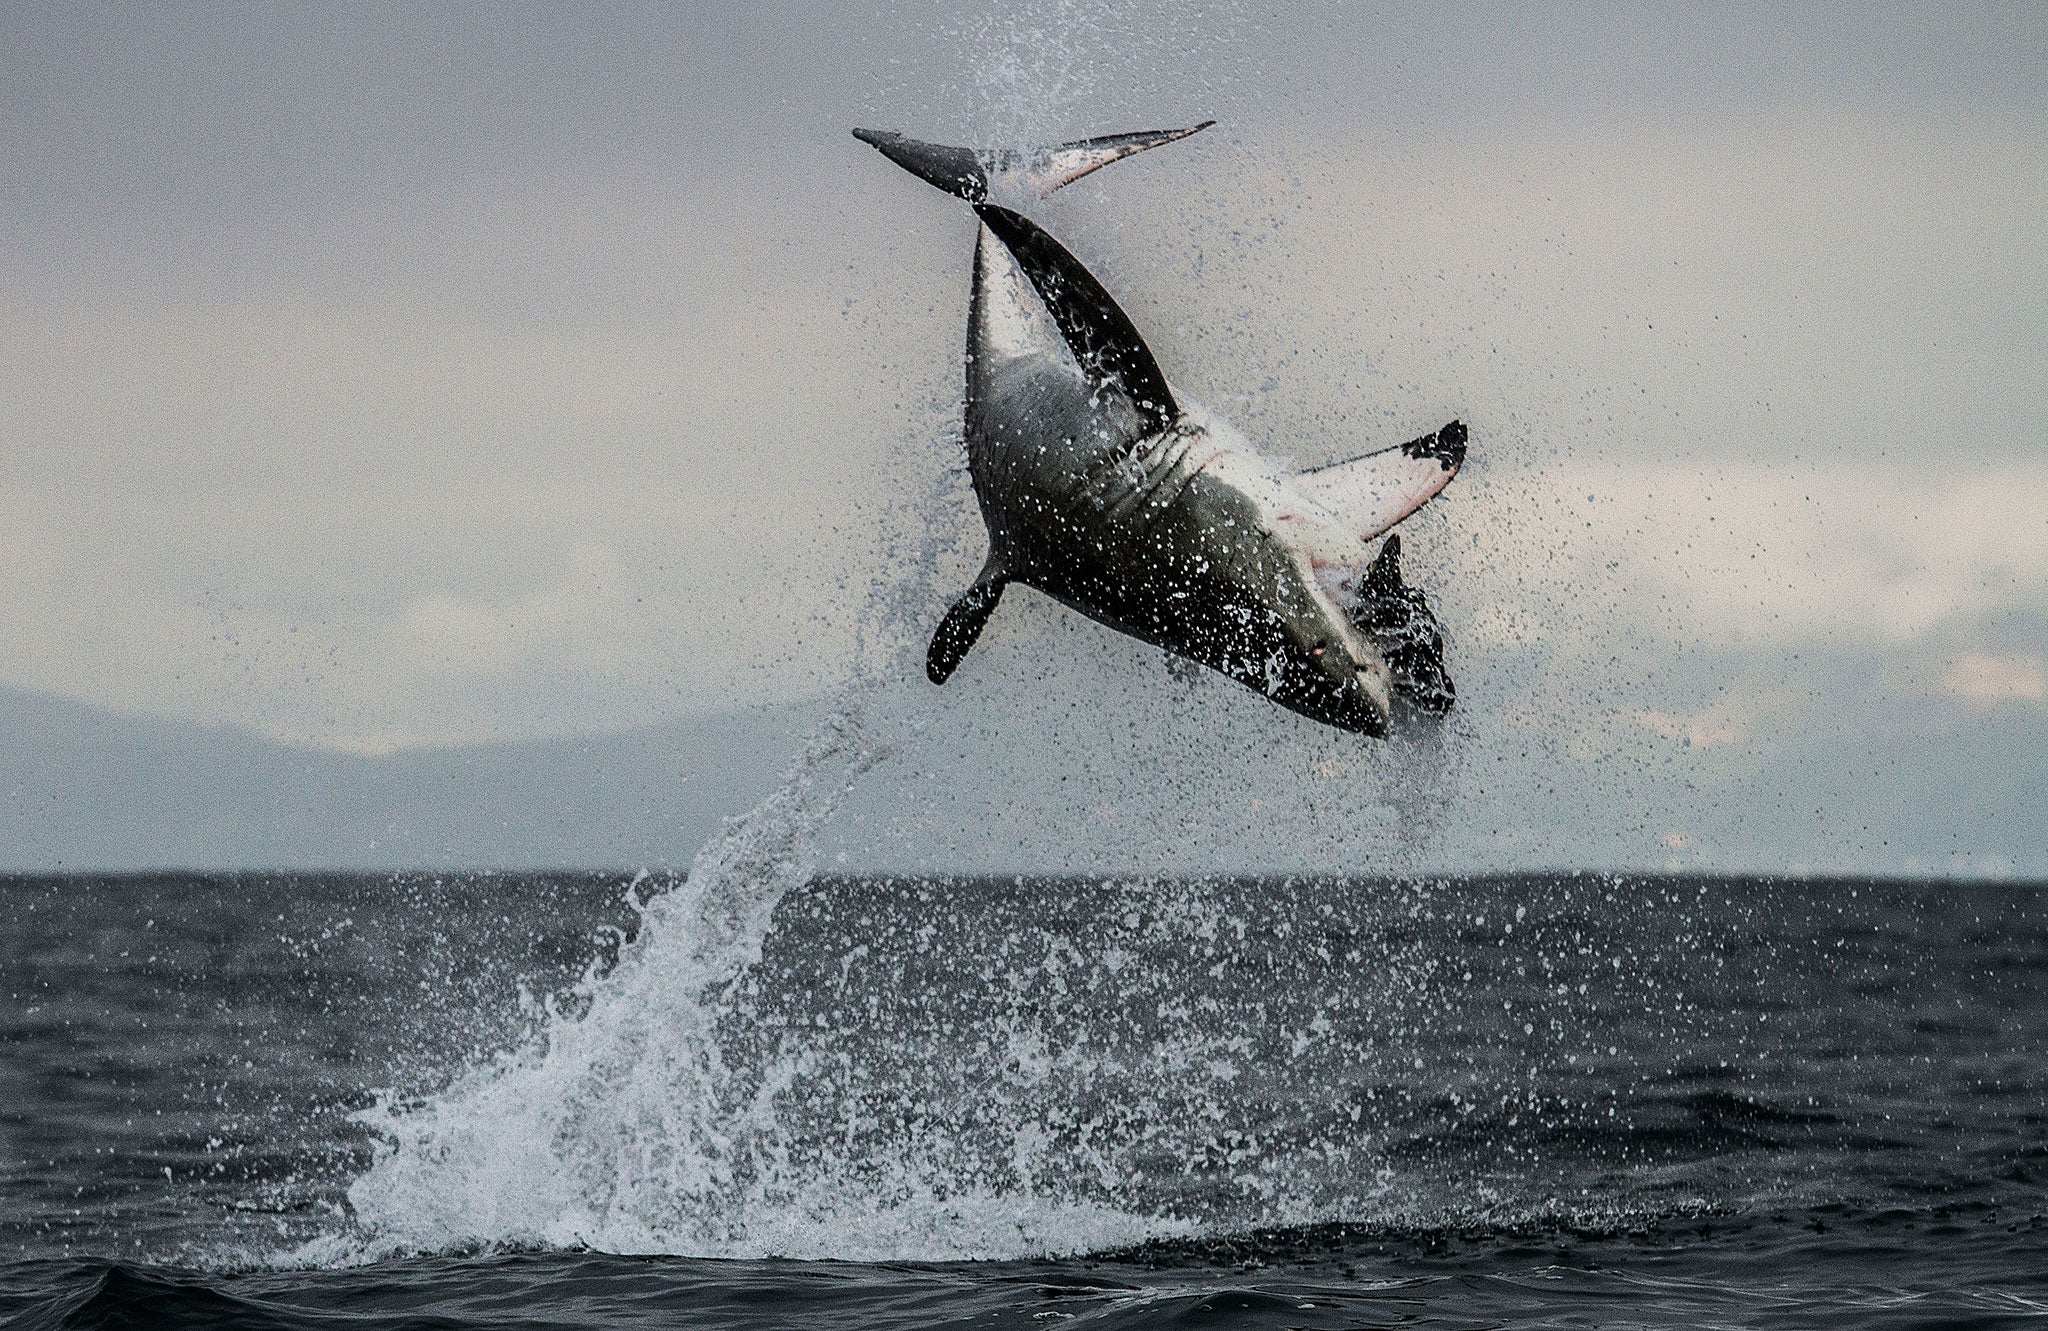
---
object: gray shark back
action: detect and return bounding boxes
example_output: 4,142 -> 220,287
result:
929,211 -> 1187,684
973,205 -> 1176,437
964,211 -> 1168,577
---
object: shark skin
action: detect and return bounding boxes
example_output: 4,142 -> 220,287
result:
940,208 -> 1467,736
857,123 -> 1464,735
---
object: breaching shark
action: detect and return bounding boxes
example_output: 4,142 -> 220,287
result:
856,122 -> 1465,737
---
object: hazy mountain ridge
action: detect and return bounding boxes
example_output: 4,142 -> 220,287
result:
0,686 -> 817,872
7,645 -> 2044,877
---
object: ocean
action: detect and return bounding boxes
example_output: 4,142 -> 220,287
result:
3,829 -> 2045,1326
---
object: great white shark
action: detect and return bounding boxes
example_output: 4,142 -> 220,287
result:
856,122 -> 1464,737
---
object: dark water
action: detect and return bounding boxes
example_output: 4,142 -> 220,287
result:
3,870 -> 2045,1328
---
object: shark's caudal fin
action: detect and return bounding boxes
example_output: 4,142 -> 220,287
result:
853,122 -> 1214,203
926,574 -> 1009,685
1352,534 -> 1455,714
1298,420 -> 1467,543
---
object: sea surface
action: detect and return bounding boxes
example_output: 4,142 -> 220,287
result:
4,854 -> 2046,1326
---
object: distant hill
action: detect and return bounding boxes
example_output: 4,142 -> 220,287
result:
0,686 -> 820,872
8,639 -> 2043,878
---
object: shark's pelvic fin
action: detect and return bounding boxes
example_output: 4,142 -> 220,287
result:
853,122 -> 1214,203
926,572 -> 1010,685
974,203 -> 1178,437
1298,420 -> 1468,542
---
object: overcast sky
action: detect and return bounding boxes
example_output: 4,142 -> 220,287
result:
3,2 -> 2043,874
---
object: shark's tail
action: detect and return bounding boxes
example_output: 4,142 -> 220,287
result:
852,122 -> 1214,203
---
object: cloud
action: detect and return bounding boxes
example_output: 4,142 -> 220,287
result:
0,162 -> 944,750
1431,456 -> 2048,656
385,542 -> 634,678
2,87 -> 2044,782
1942,653 -> 2048,710
1068,108 -> 2047,477
1633,706 -> 1752,749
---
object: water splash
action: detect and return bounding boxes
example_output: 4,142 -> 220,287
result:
317,861 -> 1765,1265
317,398 -> 1197,1261
898,0 -> 1250,152
318,2 -> 1373,1264
326,704 -> 871,1255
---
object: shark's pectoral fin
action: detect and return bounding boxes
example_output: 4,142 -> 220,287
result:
1353,534 -> 1456,714
1298,420 -> 1468,542
926,576 -> 1010,685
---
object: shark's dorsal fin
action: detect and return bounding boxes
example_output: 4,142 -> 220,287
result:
973,203 -> 1178,438
1363,530 -> 1408,601
853,122 -> 1213,202
1297,420 -> 1467,542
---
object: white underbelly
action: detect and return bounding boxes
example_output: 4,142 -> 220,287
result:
1199,449 -> 1376,581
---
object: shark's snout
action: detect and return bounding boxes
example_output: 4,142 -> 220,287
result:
1274,616 -> 1392,737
